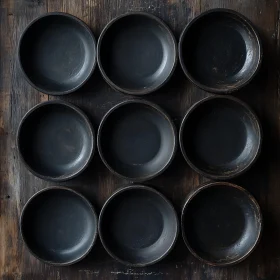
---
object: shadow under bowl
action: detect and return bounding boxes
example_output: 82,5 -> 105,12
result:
179,9 -> 262,93
20,187 -> 98,265
18,12 -> 96,95
17,101 -> 95,181
97,100 -> 176,181
181,182 -> 262,266
179,96 -> 261,180
99,185 -> 179,266
97,12 -> 177,95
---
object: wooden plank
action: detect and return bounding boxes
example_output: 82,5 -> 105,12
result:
0,0 -> 279,279
0,0 -> 49,279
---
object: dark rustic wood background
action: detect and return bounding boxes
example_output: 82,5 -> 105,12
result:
0,0 -> 279,279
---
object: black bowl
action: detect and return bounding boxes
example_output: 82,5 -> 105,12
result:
18,12 -> 96,95
181,182 -> 262,266
20,187 -> 98,265
179,9 -> 262,93
97,12 -> 177,95
179,96 -> 261,179
99,185 -> 178,266
17,101 -> 95,181
97,100 -> 176,181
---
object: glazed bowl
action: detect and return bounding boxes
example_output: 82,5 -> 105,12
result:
98,100 -> 176,181
20,187 -> 98,265
179,96 -> 261,179
18,12 -> 96,95
181,182 -> 262,266
99,185 -> 178,266
179,9 -> 262,93
17,101 -> 95,181
97,12 -> 177,95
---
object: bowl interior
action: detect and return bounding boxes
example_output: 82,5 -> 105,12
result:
181,98 -> 260,178
99,102 -> 175,180
180,11 -> 260,91
18,103 -> 93,180
21,188 -> 97,264
99,187 -> 178,265
19,14 -> 96,94
99,14 -> 176,93
182,184 -> 261,265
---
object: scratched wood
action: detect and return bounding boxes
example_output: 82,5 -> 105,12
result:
0,0 -> 279,279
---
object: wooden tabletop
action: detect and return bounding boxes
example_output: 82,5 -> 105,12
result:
0,0 -> 279,279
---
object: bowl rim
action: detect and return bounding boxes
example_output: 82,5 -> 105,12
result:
97,99 -> 177,181
181,181 -> 263,266
179,95 -> 262,180
20,186 -> 98,266
97,11 -> 178,95
98,184 -> 179,267
17,100 -> 95,181
178,8 -> 263,94
18,12 -> 97,96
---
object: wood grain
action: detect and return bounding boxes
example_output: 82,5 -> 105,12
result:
0,0 -> 279,279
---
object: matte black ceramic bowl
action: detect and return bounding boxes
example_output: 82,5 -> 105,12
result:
98,100 -> 176,181
17,101 -> 94,181
20,187 -> 98,265
179,9 -> 262,93
18,12 -> 96,95
181,182 -> 262,266
97,12 -> 177,95
99,185 -> 178,266
179,96 -> 261,179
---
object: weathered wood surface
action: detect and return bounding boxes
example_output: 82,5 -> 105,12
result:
0,0 -> 279,279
